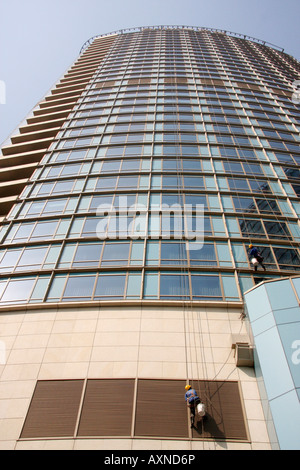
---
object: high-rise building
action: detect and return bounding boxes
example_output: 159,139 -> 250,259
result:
0,26 -> 299,451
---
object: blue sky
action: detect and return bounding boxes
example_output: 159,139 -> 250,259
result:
0,0 -> 299,145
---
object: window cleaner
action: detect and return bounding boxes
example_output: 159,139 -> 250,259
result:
185,385 -> 206,428
248,244 -> 266,271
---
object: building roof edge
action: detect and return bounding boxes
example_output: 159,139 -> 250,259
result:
80,25 -> 286,55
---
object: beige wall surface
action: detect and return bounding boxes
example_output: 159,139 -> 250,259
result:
0,304 -> 270,450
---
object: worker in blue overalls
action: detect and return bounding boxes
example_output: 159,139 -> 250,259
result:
248,244 -> 266,272
185,385 -> 201,428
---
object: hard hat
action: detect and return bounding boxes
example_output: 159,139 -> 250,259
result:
249,244 -> 253,248
185,385 -> 191,391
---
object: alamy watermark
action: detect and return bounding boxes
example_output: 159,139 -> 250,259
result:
96,198 -> 204,250
292,80 -> 300,105
291,340 -> 300,365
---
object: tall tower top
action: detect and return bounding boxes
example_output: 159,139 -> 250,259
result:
80,25 -> 285,54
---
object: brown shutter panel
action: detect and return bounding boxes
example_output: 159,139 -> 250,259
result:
20,378 -> 248,441
235,81 -> 262,91
127,78 -> 151,85
200,78 -> 225,87
95,80 -> 116,88
164,77 -> 188,84
190,380 -> 248,440
77,379 -> 135,437
134,379 -> 189,438
20,380 -> 84,438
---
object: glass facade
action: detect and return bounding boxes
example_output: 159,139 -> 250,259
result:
0,27 -> 299,306
244,276 -> 300,450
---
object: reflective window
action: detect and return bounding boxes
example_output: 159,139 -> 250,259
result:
0,249 -> 22,273
95,274 -> 126,298
160,242 -> 187,265
273,247 -> 300,269
101,242 -> 130,266
239,219 -> 264,238
15,247 -> 48,272
189,243 -> 217,266
160,274 -> 189,299
264,221 -> 291,239
73,243 -> 102,268
63,274 -> 96,301
232,197 -> 256,213
191,275 -> 222,300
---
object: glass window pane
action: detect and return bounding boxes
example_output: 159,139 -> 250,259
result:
122,160 -> 140,172
44,245 -> 61,268
160,274 -> 189,298
31,221 -> 58,240
191,275 -> 222,300
249,181 -> 271,193
101,160 -> 121,173
16,247 -> 47,271
184,176 -> 204,188
60,164 -> 81,176
94,274 -> 125,298
101,242 -> 130,265
162,176 -> 181,188
226,218 -> 240,236
256,199 -> 280,214
224,162 -> 243,173
30,276 -> 51,302
130,242 -> 144,265
118,176 -> 139,189
222,276 -> 239,300
96,177 -> 117,189
47,275 -> 67,301
114,194 -> 136,209
56,219 -> 71,239
0,249 -> 22,272
273,248 -> 300,269
239,219 -> 264,237
161,242 -> 187,264
232,244 -> 248,268
1,278 -> 35,303
185,194 -> 207,209
90,195 -> 114,211
216,242 -> 232,267
63,275 -> 96,300
59,244 -> 76,268
26,201 -> 45,216
212,217 -> 226,236
11,224 -> 34,243
228,178 -> 249,190
238,275 -> 254,294
43,200 -> 67,214
146,241 -> 159,265
126,274 -> 142,298
37,183 -> 53,195
82,218 -> 101,236
143,273 -> 158,298
0,281 -> 7,298
189,243 -> 216,266
162,193 -> 183,207
53,181 -> 74,194
232,197 -> 256,212
73,243 -> 102,267
182,159 -> 201,171
264,221 -> 290,239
